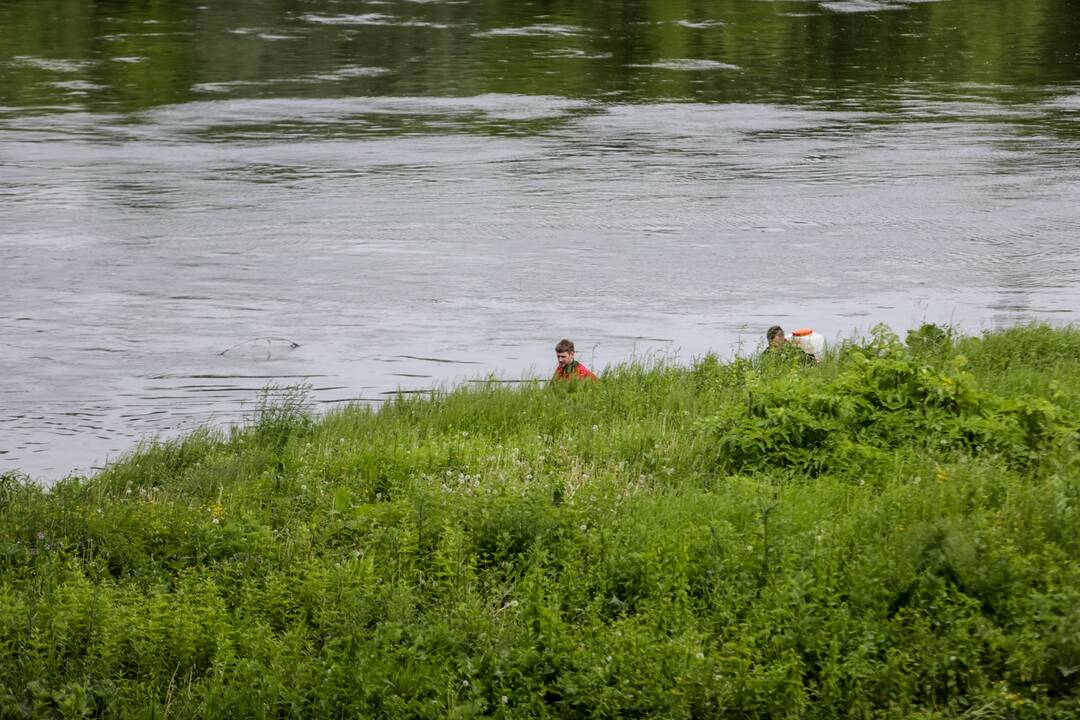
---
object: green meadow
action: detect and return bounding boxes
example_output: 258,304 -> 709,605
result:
2,325 -> 1078,718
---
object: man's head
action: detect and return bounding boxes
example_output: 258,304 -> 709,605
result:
555,338 -> 575,367
766,325 -> 786,348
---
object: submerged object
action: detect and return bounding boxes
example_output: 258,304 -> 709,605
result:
790,328 -> 825,358
218,337 -> 300,361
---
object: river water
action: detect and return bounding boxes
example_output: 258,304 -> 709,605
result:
2,0 -> 1079,480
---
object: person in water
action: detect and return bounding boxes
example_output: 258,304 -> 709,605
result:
766,325 -> 787,350
763,325 -> 814,364
552,338 -> 599,381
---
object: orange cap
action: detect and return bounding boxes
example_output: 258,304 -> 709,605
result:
792,328 -> 813,337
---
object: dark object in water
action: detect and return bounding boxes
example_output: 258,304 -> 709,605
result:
218,337 -> 300,361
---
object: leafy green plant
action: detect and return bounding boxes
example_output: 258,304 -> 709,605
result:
3,327 -> 1080,718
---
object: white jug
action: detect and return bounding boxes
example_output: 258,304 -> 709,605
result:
790,328 -> 825,358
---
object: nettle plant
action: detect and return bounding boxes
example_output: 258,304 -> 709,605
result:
701,325 -> 1075,480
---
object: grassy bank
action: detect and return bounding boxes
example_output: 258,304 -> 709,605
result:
2,325 -> 1079,718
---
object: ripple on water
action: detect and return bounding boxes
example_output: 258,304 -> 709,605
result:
472,24 -> 587,38
534,48 -> 613,60
226,27 -> 304,41
673,20 -> 726,29
300,13 -> 454,29
135,95 -> 591,136
628,60 -> 741,72
101,32 -> 195,41
819,1 -> 905,13
10,56 -> 94,73
191,66 -> 392,94
576,103 -> 869,139
47,80 -> 106,92
1043,90 -> 1080,111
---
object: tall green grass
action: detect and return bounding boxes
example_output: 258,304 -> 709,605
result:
2,325 -> 1079,718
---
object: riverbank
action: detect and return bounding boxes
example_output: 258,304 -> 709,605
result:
2,324 -> 1078,718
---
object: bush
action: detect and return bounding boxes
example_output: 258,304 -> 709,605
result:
3,327 -> 1080,717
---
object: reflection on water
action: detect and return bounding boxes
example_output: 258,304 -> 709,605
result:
1,0 -> 1079,480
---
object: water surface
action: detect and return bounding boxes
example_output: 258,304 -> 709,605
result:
2,0 -> 1080,479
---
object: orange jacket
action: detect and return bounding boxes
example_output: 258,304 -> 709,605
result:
553,360 -> 598,381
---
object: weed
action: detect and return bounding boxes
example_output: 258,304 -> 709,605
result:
2,327 -> 1080,717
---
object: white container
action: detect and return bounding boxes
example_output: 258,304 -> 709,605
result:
790,328 -> 825,358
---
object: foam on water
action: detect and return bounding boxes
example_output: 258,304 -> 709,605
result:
301,13 -> 453,29
629,60 -> 741,72
472,25 -> 587,38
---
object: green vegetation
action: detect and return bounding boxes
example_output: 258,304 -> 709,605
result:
3,325 -> 1080,718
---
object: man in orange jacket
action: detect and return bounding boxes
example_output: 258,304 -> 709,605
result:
552,338 -> 599,381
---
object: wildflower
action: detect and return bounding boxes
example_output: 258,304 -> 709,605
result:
36,531 -> 45,541
502,696 -> 509,705
696,652 -> 705,660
